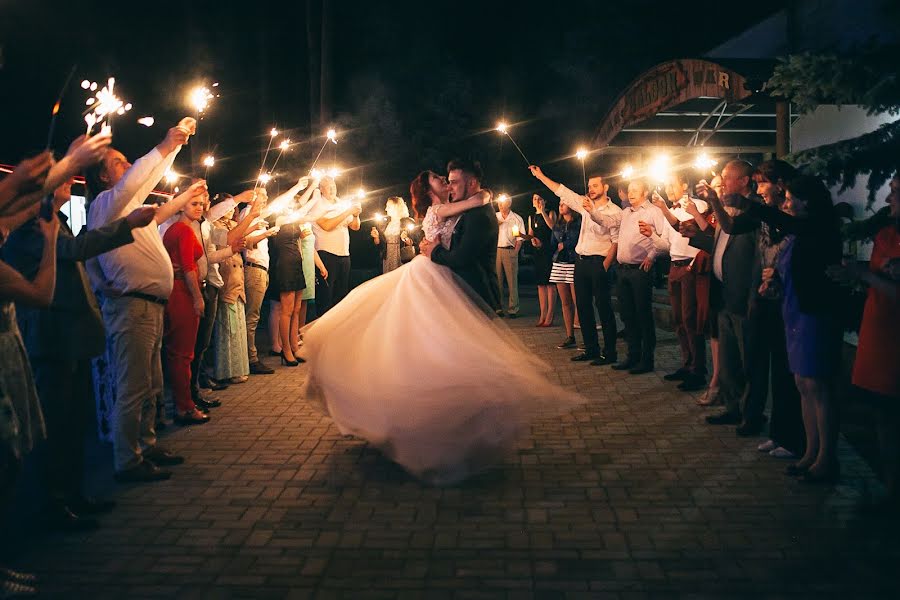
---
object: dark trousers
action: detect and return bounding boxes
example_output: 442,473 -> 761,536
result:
616,266 -> 656,367
669,264 -> 708,376
573,255 -> 617,357
718,309 -> 765,423
31,357 -> 93,504
316,251 -> 351,315
191,284 -> 220,395
753,298 -> 805,454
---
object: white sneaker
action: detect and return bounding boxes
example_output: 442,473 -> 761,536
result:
757,439 -> 777,452
769,446 -> 796,459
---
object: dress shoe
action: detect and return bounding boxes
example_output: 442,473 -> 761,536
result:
570,352 -> 599,362
249,361 -> 275,375
142,446 -> 185,466
68,495 -> 116,515
706,411 -> 742,425
556,336 -> 576,349
663,368 -> 690,381
200,377 -> 229,391
677,375 -> 707,392
590,354 -> 617,366
194,397 -> 221,410
735,422 -> 764,437
495,310 -> 506,318
628,364 -> 654,375
612,359 -> 639,371
114,460 -> 172,483
46,504 -> 100,532
268,349 -> 283,357
174,410 -> 211,426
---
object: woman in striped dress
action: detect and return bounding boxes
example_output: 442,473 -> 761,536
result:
549,203 -> 581,349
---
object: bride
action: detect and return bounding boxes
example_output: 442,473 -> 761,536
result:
299,170 -> 582,485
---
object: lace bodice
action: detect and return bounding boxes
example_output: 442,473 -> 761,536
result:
422,205 -> 461,250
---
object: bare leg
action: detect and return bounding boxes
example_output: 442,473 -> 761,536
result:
536,285 -> 547,325
805,376 -> 838,475
269,300 -> 281,353
544,285 -> 556,326
570,283 -> 580,328
279,292 -> 297,362
709,338 -> 720,388
290,296 -> 303,356
794,375 -> 820,470
557,283 -> 575,338
298,299 -> 309,332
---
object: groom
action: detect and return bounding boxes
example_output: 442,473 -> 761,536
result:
420,158 -> 501,311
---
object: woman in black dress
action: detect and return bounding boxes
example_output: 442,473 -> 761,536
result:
528,194 -> 557,326
272,219 -> 306,366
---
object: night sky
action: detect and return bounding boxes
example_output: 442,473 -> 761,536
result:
1,0 -> 786,262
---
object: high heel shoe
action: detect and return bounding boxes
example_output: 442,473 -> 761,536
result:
280,352 -> 300,367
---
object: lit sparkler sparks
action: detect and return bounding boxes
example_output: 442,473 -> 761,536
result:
310,127 -> 339,173
495,121 -> 531,166
82,77 -> 131,135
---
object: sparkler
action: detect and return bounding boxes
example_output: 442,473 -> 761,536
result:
255,127 -> 279,191
187,86 -> 214,115
203,155 -> 215,179
269,139 -> 291,173
575,147 -> 589,194
621,164 -> 635,180
310,128 -> 338,173
137,116 -> 155,127
693,153 -> 718,174
495,121 -> 531,166
649,154 -> 671,184
82,77 -> 131,135
46,65 -> 77,150
258,172 -> 273,186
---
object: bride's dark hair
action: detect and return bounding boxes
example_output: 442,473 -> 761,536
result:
409,171 -> 435,220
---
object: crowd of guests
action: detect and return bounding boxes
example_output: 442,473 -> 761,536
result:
0,118 -> 898,594
0,118 -> 361,595
524,161 -> 898,505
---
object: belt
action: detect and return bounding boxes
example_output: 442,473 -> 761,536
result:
577,254 -> 606,260
671,258 -> 692,267
617,263 -> 642,270
245,262 -> 268,272
498,246 -> 515,249
122,291 -> 168,305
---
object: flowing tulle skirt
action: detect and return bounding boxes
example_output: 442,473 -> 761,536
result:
299,256 -> 583,485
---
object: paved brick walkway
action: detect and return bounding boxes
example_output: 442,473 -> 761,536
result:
9,298 -> 900,598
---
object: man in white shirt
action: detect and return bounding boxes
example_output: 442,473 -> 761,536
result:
495,195 -> 525,318
647,173 -> 710,391
85,118 -> 200,483
596,179 -> 670,374
240,194 -> 275,375
312,177 -> 361,315
530,165 -> 622,364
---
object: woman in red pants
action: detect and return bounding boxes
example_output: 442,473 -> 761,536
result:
163,192 -> 211,425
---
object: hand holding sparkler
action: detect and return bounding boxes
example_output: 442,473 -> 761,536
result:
43,132 -> 113,194
158,119 -> 196,155
0,152 -> 54,204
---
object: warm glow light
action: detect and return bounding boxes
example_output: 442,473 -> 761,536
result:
621,164 -> 635,179
258,173 -> 272,185
649,154 -> 670,183
188,86 -> 214,113
202,155 -> 215,168
137,116 -> 155,127
164,169 -> 179,184
375,212 -> 384,221
270,128 -> 279,138
497,193 -> 510,203
327,167 -> 341,179
326,128 -> 337,142
575,148 -> 589,161
83,77 -> 130,135
693,153 -> 718,171
310,168 -> 323,179
406,224 -> 415,232
279,139 -> 290,151
496,122 -> 508,134
356,188 -> 366,201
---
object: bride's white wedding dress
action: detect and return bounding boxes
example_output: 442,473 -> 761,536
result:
299,205 -> 582,484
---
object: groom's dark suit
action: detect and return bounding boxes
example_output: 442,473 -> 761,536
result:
431,203 -> 501,311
